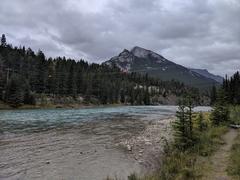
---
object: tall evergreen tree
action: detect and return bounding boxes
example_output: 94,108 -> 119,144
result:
67,63 -> 77,97
210,89 -> 229,125
5,75 -> 24,107
1,34 -> 6,47
210,85 -> 217,105
23,82 -> 36,105
173,96 -> 195,150
222,71 -> 240,105
186,95 -> 194,141
174,99 -> 189,150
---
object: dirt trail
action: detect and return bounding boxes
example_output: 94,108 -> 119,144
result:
204,129 -> 238,180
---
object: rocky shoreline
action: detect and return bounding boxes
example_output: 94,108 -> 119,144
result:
117,117 -> 175,174
0,106 -> 178,180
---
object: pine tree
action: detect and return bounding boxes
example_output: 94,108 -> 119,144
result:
144,86 -> 150,105
173,96 -> 195,150
46,59 -> 55,94
1,34 -> 6,47
120,89 -> 125,104
210,89 -> 229,125
186,95 -> 194,141
5,75 -> 24,107
67,63 -> 77,97
130,88 -> 135,105
23,82 -> 36,105
222,71 -> 240,105
210,85 -> 217,105
174,99 -> 189,150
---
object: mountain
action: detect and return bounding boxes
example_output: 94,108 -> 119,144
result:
189,68 -> 223,83
104,46 -> 219,89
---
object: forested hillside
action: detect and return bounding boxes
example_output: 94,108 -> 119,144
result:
222,71 -> 240,105
0,34 -> 201,107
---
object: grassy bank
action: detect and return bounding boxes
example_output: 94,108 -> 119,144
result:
227,132 -> 240,178
146,107 -> 240,180
109,112 -> 228,180
145,106 -> 239,180
143,124 -> 228,180
227,106 -> 240,179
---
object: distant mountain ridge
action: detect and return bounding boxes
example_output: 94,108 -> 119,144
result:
189,68 -> 223,83
104,46 -> 220,89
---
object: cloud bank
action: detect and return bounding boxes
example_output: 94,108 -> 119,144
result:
0,0 -> 239,75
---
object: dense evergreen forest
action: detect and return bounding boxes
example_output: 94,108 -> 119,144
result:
0,34 -> 200,107
210,71 -> 240,106
222,71 -> 240,105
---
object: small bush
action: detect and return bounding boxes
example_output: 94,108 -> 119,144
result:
196,112 -> 208,131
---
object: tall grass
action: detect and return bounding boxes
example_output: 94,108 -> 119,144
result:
227,133 -> 240,178
155,126 -> 227,180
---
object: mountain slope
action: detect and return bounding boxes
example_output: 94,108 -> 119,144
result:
104,46 -> 219,89
190,68 -> 223,83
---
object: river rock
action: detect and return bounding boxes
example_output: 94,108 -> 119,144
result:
127,144 -> 132,151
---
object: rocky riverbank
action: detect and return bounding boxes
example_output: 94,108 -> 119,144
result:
117,117 -> 175,174
0,106 -> 178,180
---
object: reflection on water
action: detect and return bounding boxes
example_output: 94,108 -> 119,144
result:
0,106 -> 211,180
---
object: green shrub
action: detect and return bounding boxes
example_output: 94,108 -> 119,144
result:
196,112 -> 207,132
229,106 -> 240,125
210,104 -> 229,126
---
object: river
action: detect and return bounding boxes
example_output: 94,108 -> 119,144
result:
0,106 -> 211,180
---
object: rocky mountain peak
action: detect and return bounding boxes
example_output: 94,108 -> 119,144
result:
104,46 -> 221,88
111,49 -> 134,63
121,49 -> 130,53
131,46 -> 151,58
130,46 -> 165,62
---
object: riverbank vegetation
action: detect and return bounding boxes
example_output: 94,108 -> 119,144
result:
227,132 -> 240,178
151,72 -> 239,180
227,104 -> 240,179
122,71 -> 240,180
120,113 -> 230,180
145,102 -> 229,180
229,106 -> 240,125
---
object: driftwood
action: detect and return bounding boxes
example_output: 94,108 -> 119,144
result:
230,124 -> 240,129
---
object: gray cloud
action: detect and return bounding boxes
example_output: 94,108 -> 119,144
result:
0,0 -> 239,76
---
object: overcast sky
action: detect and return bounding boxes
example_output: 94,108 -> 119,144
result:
0,0 -> 239,76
